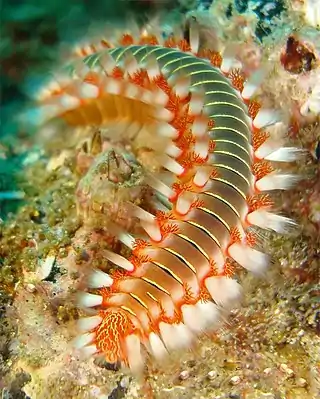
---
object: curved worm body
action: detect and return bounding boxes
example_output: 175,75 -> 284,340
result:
35,25 -> 300,372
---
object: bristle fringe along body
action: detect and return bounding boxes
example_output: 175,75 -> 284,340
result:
36,23 -> 300,372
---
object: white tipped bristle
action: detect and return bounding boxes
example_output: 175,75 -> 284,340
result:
125,334 -> 144,373
205,276 -> 242,307
78,315 -> 103,332
124,83 -> 140,99
140,219 -> 162,242
103,249 -> 135,271
37,104 -> 61,124
176,192 -> 194,215
228,243 -> 269,274
73,61 -> 91,79
146,173 -> 175,199
254,138 -> 285,159
123,54 -> 139,77
193,167 -> 212,187
153,88 -> 169,106
192,116 -> 208,137
264,147 -> 304,162
255,173 -> 300,191
145,56 -> 160,79
149,332 -> 168,359
155,106 -> 174,122
194,139 -> 209,159
221,58 -> 235,74
221,45 -> 239,73
189,90 -> 204,115
241,69 -> 266,100
104,79 -> 121,95
253,109 -> 281,129
189,19 -> 200,54
118,232 -> 135,250
59,94 -> 80,110
181,303 -> 207,333
79,82 -> 99,98
88,269 -> 113,288
174,76 -> 190,99
161,155 -> 184,175
78,292 -> 103,308
165,143 -> 182,158
130,204 -> 155,222
74,332 -> 95,349
247,210 -> 297,234
99,52 -> 116,74
156,122 -> 179,139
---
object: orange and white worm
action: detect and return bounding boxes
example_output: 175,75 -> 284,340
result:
34,21 -> 301,373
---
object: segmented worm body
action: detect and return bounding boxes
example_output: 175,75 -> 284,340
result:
35,25 -> 300,372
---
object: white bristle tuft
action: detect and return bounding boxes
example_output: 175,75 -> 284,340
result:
78,292 -> 103,308
173,323 -> 194,348
78,315 -> 103,332
149,332 -> 168,359
247,210 -> 297,233
74,332 -> 95,349
264,147 -> 304,162
228,243 -> 269,274
255,173 -> 301,191
205,276 -> 242,307
103,249 -> 135,271
88,269 -> 113,288
253,109 -> 281,129
125,334 -> 144,374
159,322 -> 194,351
196,301 -> 220,329
181,303 -> 207,333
